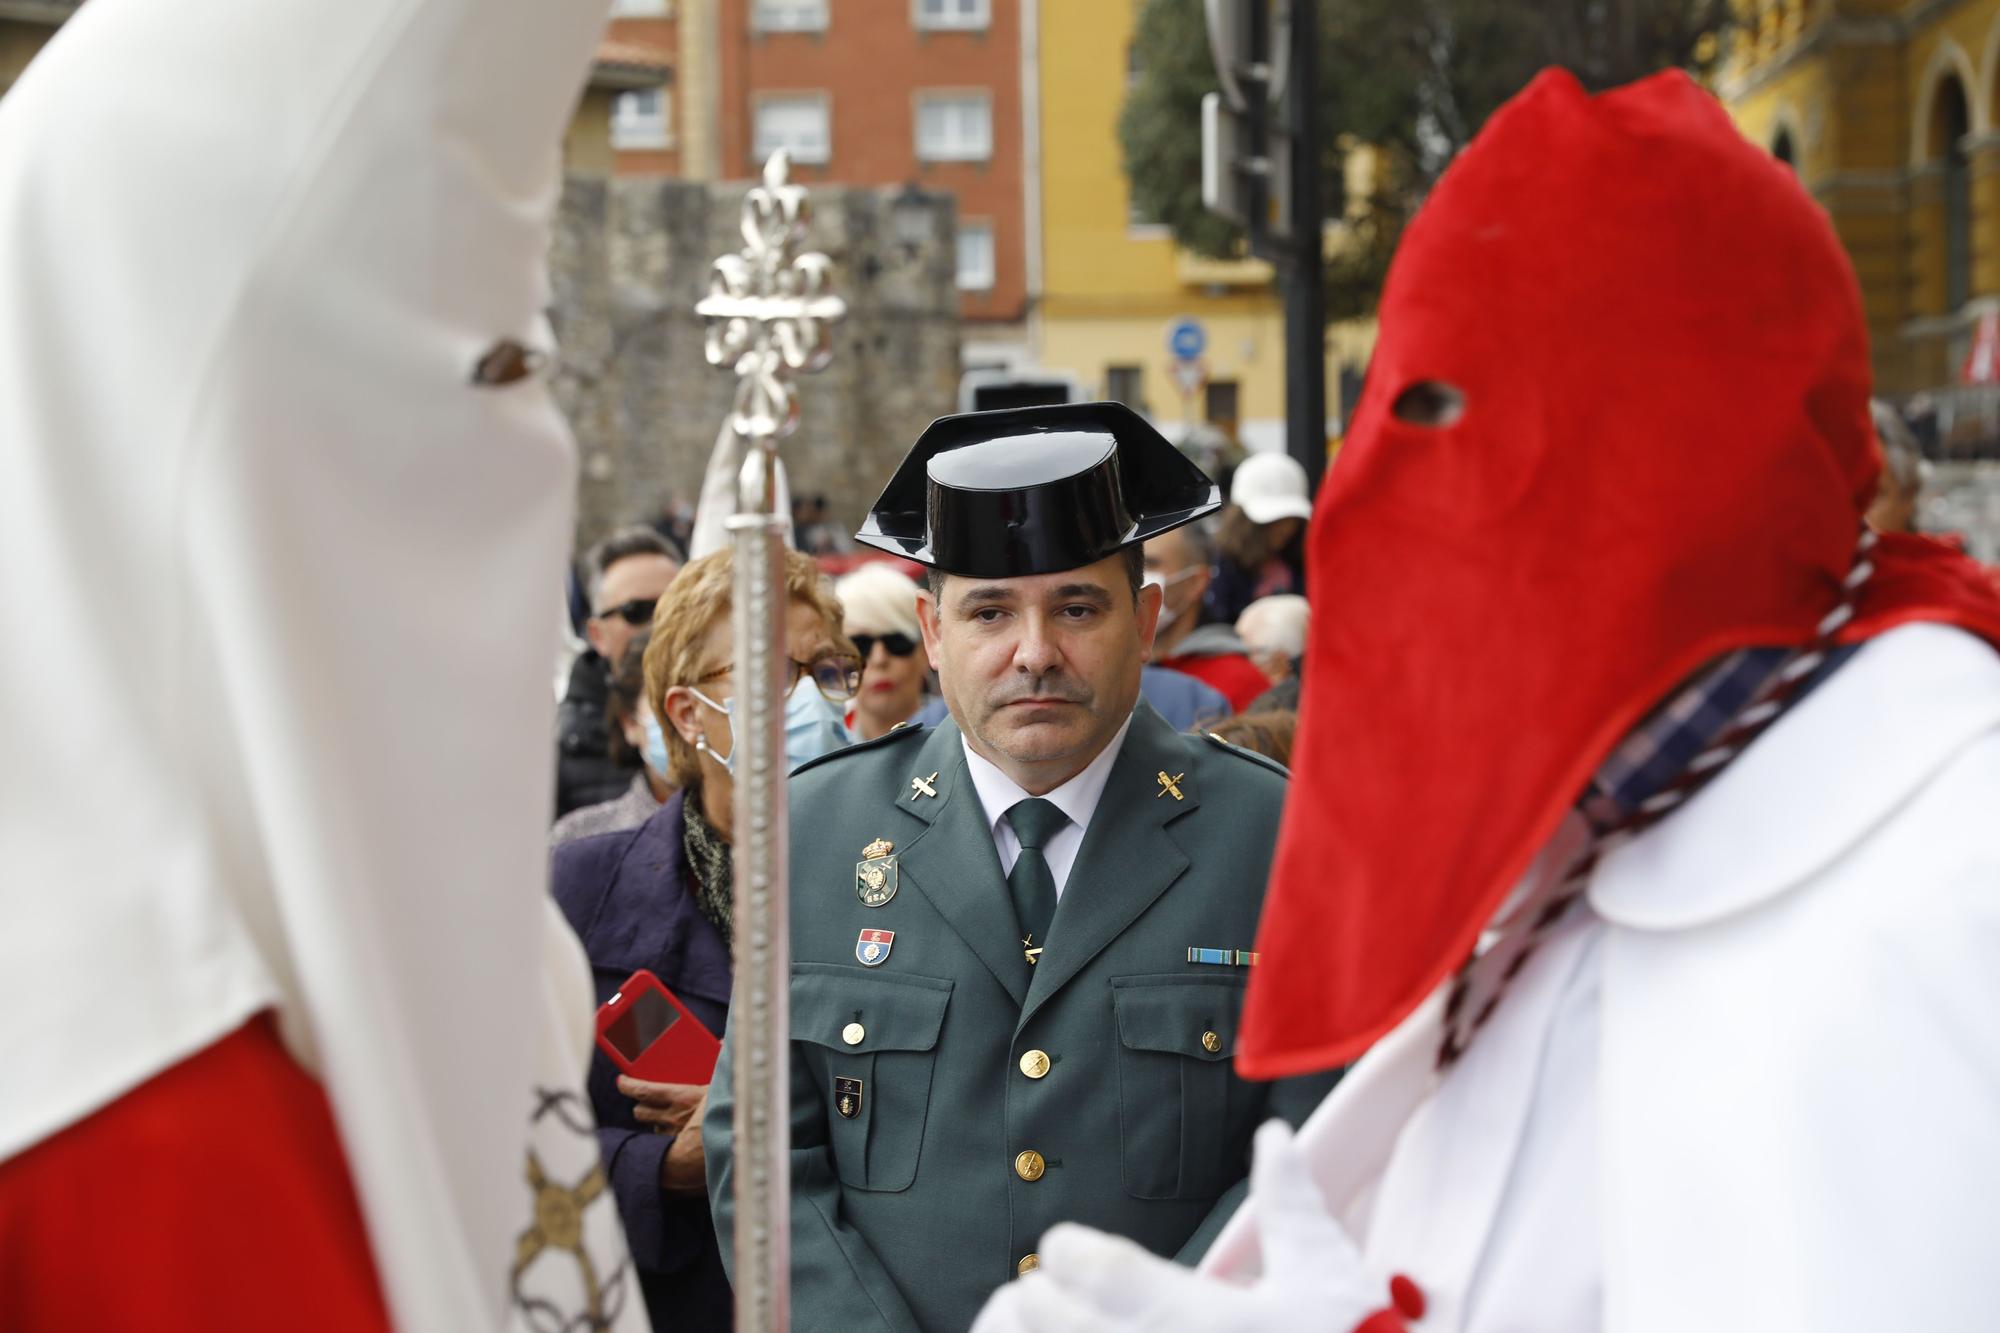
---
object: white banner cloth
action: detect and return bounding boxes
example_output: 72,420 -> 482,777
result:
687,420 -> 796,561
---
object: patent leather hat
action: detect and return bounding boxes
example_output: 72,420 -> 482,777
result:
855,402 -> 1221,577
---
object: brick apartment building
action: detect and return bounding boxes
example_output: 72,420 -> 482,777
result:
604,0 -> 1029,367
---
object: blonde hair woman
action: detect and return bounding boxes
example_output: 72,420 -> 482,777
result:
549,547 -> 854,1330
834,561 -> 934,739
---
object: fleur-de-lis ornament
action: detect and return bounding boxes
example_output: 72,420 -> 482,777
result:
695,152 -> 848,444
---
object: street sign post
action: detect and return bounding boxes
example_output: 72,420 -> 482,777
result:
1172,355 -> 1209,438
1167,318 -> 1208,362
1168,320 -> 1209,431
1171,357 -> 1209,399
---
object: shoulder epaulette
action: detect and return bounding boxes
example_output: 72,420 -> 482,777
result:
789,719 -> 928,778
1201,730 -> 1290,779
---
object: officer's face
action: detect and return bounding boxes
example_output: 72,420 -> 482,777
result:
918,553 -> 1163,792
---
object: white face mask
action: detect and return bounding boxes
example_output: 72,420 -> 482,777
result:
1143,566 -> 1201,629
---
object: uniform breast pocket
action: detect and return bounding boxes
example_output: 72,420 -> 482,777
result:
1110,974 -> 1247,1200
792,963 -> 952,1194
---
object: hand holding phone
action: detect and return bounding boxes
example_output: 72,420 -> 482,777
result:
616,1075 -> 703,1132
595,969 -> 721,1086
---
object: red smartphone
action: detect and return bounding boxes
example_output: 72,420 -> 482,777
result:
595,969 -> 721,1085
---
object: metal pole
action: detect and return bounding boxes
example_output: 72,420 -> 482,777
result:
725,458 -> 792,1333
1283,0 -> 1327,494
696,151 -> 847,1333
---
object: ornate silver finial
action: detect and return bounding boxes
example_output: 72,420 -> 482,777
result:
695,151 -> 848,446
700,151 -> 849,1333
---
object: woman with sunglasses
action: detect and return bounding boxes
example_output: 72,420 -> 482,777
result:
835,561 -> 935,740
549,547 -> 857,1332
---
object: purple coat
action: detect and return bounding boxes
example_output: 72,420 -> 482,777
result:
551,791 -> 733,1331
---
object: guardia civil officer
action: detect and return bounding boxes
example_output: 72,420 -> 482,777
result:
704,403 -> 1338,1330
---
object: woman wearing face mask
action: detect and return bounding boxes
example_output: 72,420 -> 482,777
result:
834,561 -> 934,740
547,548 -> 857,1333
549,631 -> 670,846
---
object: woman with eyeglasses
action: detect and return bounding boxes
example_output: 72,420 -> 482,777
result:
835,561 -> 935,740
548,547 -> 858,1332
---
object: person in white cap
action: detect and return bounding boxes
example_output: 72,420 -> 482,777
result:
1210,453 -> 1313,625
0,0 -> 646,1328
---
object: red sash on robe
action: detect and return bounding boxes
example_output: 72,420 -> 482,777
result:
0,1014 -> 391,1330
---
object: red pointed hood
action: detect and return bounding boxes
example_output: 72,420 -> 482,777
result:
1237,69 -> 2000,1079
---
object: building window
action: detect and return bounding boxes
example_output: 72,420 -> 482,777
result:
753,95 -> 831,165
1105,365 -> 1145,408
915,0 -> 988,31
611,89 -> 672,151
956,221 -> 996,291
753,0 -> 828,32
610,0 -> 668,14
1936,79 -> 1972,311
1205,380 -> 1240,431
1770,127 -> 1795,168
916,93 -> 992,162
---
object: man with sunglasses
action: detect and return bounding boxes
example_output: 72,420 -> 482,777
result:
704,403 -> 1338,1332
557,526 -> 682,818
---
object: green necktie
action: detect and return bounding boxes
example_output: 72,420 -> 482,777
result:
1005,797 -> 1067,965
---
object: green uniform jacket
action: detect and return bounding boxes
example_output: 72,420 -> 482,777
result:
705,701 -> 1337,1331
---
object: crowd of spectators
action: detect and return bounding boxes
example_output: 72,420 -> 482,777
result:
549,456 -> 1319,1332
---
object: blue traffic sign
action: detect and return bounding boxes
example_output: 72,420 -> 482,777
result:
1166,318 -> 1207,362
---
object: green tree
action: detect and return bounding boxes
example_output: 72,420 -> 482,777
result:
1118,0 -> 1728,320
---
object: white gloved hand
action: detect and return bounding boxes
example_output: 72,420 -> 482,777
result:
970,1120 -> 1402,1333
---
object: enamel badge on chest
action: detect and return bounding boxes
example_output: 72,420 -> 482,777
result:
856,928 -> 895,967
855,838 -> 898,907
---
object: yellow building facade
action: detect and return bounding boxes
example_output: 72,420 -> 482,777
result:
1721,0 -> 2000,396
1031,0 -> 1372,454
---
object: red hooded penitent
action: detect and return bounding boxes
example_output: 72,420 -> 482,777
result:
1236,69 -> 2000,1080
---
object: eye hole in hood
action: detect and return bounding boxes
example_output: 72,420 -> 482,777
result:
1390,380 -> 1466,428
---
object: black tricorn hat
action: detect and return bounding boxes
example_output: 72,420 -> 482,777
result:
854,402 -> 1221,577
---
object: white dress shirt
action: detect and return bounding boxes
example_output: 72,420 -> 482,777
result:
961,715 -> 1134,900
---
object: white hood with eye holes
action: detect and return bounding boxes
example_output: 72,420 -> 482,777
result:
0,0 -> 645,1328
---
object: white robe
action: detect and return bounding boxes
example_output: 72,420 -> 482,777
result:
0,0 -> 645,1328
1204,622 -> 2000,1331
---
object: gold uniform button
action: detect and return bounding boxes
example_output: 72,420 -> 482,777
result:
1017,1253 -> 1040,1276
1014,1149 -> 1046,1182
1019,1049 -> 1051,1079
1201,1030 -> 1223,1054
842,1022 -> 865,1046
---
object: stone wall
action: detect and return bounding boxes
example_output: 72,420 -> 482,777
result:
550,175 -> 962,556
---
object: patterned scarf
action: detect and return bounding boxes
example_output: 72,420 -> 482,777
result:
1436,527 -> 1879,1068
681,788 -> 734,951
